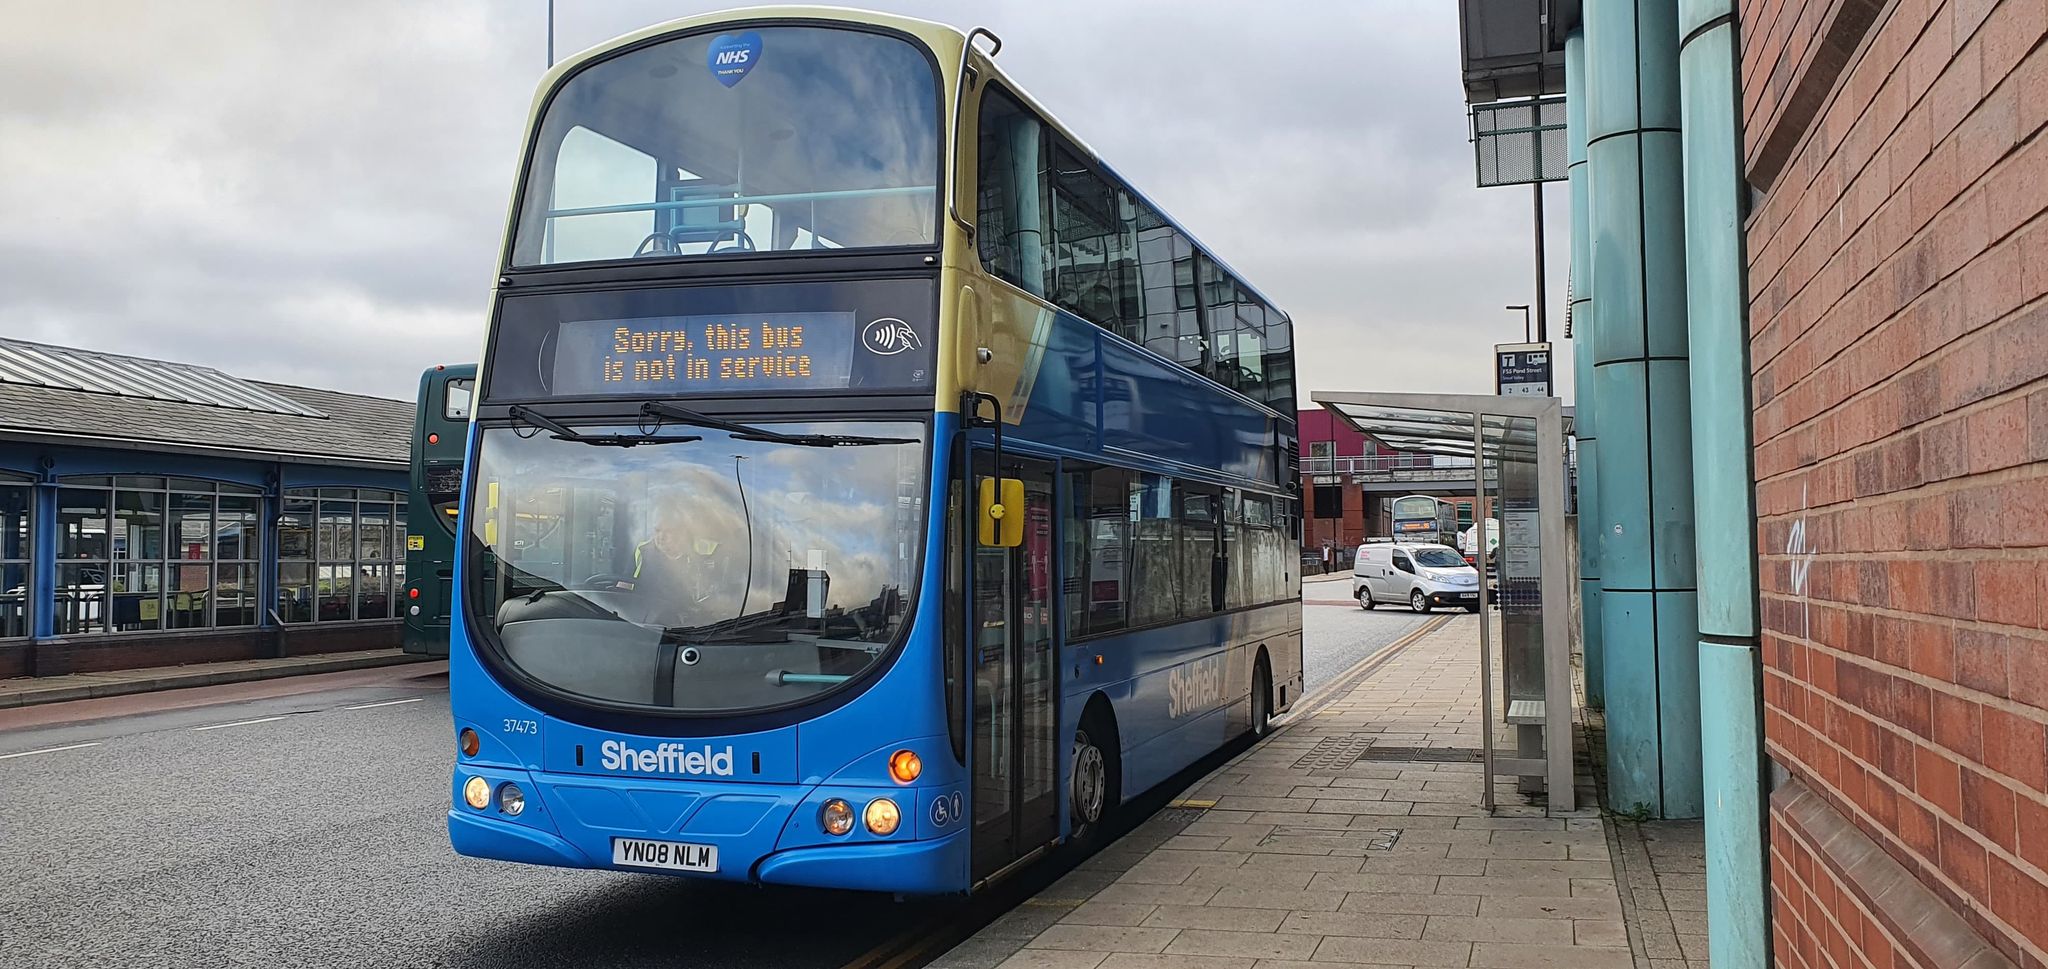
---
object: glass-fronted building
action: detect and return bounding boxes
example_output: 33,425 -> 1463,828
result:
0,338 -> 411,678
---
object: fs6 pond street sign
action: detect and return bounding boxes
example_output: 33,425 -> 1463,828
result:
1495,342 -> 1552,397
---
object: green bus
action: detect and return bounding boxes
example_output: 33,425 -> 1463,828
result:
402,364 -> 475,656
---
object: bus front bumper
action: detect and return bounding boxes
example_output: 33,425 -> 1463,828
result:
445,766 -> 970,894
448,808 -> 593,868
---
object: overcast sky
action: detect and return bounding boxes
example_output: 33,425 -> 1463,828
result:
0,0 -> 1568,404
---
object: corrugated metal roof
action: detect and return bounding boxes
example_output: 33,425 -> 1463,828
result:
0,379 -> 409,469
0,338 -> 328,418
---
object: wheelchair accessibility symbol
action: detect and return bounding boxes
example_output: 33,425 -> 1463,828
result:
930,791 -> 963,828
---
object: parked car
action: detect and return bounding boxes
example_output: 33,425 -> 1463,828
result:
1352,542 -> 1482,613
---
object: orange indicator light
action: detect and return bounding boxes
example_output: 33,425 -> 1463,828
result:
889,749 -> 922,783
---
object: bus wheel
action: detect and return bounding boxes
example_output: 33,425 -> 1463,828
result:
1357,588 -> 1375,610
1409,589 -> 1431,613
1070,708 -> 1120,845
1250,659 -> 1274,738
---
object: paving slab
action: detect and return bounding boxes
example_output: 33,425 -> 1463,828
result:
930,615 -> 1709,969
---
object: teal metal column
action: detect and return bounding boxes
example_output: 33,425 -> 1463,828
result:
1678,0 -> 1769,964
1584,0 -> 1702,818
1566,31 -> 1603,710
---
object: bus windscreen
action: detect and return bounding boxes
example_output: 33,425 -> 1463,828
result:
511,25 -> 939,266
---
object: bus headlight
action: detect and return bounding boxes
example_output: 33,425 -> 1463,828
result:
864,798 -> 901,836
498,783 -> 526,817
820,798 -> 854,836
462,776 -> 490,810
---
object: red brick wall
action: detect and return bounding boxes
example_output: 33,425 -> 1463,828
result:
25,621 -> 399,676
1771,806 -> 1910,969
1746,0 -> 2048,964
1740,0 -> 1887,188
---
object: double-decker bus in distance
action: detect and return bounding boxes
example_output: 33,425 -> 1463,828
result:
447,8 -> 1303,895
1390,494 -> 1458,548
403,364 -> 475,656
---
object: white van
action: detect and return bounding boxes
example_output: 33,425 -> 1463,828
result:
1352,542 -> 1482,613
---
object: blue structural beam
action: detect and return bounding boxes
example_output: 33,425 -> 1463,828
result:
1584,0 -> 1703,819
1565,31 -> 1604,710
1678,0 -> 1770,963
31,479 -> 56,644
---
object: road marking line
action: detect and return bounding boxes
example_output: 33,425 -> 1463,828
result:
191,716 -> 287,732
344,697 -> 424,710
0,741 -> 102,760
1278,613 -> 1451,726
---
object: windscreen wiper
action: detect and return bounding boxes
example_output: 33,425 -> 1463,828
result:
508,405 -> 700,448
639,400 -> 915,448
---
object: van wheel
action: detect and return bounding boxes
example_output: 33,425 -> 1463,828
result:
1357,588 -> 1375,610
1070,706 -> 1120,846
1409,589 -> 1431,613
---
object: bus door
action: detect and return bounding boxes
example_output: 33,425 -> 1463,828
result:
968,451 -> 1059,881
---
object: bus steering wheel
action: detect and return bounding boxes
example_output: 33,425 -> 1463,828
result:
579,573 -> 636,591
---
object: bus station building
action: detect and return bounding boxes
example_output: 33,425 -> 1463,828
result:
1297,406 -> 1499,560
0,337 -> 412,679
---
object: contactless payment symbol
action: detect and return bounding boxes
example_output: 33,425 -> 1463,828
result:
861,318 -> 921,355
707,32 -> 761,87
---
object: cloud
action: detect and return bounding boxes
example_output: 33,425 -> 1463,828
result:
1,0 -> 1570,403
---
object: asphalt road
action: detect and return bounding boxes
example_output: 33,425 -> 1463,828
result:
1299,577 -> 1433,694
0,666 -> 946,969
0,594 -> 1420,969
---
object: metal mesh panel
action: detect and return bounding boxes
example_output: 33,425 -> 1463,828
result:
1472,96 -> 1566,187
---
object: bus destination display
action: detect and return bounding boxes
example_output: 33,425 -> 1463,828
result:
552,312 -> 858,396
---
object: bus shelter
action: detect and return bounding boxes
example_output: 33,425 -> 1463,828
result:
1313,390 -> 1575,812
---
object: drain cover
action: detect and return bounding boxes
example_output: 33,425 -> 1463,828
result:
1355,746 -> 1483,763
1291,734 -> 1379,769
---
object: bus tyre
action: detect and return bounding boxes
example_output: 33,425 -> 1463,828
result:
1250,659 -> 1274,739
1070,709 -> 1119,846
1357,588 -> 1375,610
1410,589 -> 1431,613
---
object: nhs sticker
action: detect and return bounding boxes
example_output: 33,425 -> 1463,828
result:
707,32 -> 761,87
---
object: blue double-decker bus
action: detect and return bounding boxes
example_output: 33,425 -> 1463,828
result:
448,7 -> 1303,894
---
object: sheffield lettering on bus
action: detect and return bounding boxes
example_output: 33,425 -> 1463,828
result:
598,740 -> 737,776
1167,655 -> 1225,718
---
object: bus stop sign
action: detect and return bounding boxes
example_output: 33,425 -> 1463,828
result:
1495,342 -> 1552,397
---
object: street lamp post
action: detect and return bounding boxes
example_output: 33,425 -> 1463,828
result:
1505,304 -> 1532,343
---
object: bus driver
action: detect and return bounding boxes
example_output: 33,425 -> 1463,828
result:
629,488 -> 745,627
